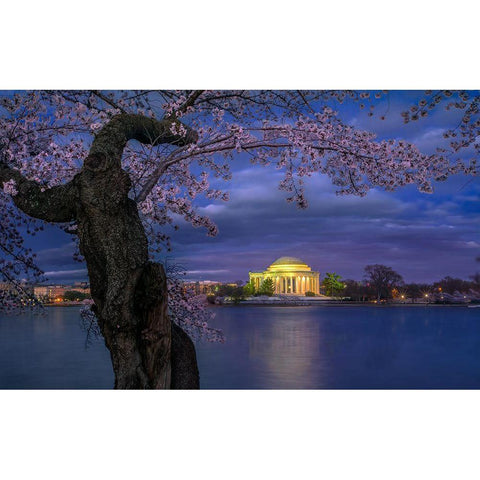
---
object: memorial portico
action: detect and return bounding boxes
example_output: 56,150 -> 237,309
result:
249,256 -> 320,295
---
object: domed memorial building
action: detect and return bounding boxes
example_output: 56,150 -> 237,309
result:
249,257 -> 320,295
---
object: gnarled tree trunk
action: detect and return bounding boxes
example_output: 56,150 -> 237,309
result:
1,113 -> 200,389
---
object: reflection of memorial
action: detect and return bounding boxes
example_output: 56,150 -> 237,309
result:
249,256 -> 320,295
248,315 -> 323,388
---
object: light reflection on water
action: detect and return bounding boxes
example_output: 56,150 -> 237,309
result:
248,316 -> 323,388
1,305 -> 480,389
195,305 -> 480,389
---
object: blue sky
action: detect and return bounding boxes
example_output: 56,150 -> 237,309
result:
23,91 -> 480,285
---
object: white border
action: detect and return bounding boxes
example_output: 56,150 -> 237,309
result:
1,1 -> 479,479
1,1 -> 478,88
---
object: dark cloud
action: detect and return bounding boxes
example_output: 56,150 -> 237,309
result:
43,269 -> 88,280
35,243 -> 77,267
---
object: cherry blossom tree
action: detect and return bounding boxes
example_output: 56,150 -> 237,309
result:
0,90 -> 477,388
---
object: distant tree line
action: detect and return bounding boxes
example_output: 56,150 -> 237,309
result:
63,290 -> 91,302
205,260 -> 480,304
342,264 -> 480,302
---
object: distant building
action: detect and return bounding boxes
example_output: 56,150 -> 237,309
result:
184,280 -> 221,295
32,282 -> 91,302
249,256 -> 320,295
33,286 -> 49,299
33,285 -> 69,302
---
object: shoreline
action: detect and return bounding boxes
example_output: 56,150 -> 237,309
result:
43,301 -> 475,309
214,301 -> 472,308
43,303 -> 88,307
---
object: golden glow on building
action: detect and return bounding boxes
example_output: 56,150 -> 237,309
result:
249,256 -> 320,295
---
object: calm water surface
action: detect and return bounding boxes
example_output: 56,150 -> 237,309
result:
1,305 -> 479,389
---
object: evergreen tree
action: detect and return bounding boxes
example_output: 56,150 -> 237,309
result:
243,281 -> 256,296
258,278 -> 275,296
322,272 -> 345,297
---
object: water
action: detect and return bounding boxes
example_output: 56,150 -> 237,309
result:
0,307 -> 113,389
0,305 -> 479,389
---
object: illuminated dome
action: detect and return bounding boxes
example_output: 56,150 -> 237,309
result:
267,256 -> 311,273
271,256 -> 307,266
249,256 -> 319,295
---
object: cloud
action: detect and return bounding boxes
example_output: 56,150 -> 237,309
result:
168,162 -> 480,284
186,269 -> 229,275
35,243 -> 76,265
43,269 -> 88,280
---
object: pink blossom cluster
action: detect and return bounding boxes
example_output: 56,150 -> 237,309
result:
167,276 -> 224,343
402,90 -> 480,163
2,179 -> 17,196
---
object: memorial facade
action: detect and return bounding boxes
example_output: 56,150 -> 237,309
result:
249,256 -> 320,295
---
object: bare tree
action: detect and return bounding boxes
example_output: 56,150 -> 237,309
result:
364,264 -> 404,301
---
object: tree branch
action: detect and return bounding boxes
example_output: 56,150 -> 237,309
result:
89,114 -> 198,161
135,134 -> 378,203
136,135 -> 234,203
173,90 -> 204,116
0,162 -> 77,222
90,90 -> 128,114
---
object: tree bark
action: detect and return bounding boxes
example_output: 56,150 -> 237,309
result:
75,173 -> 199,388
1,114 -> 200,389
75,115 -> 199,389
